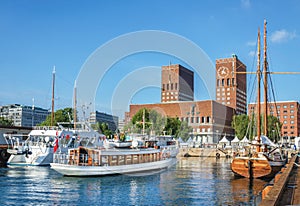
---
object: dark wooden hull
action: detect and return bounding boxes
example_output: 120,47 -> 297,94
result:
231,156 -> 273,179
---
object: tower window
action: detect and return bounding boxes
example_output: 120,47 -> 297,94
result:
221,79 -> 224,86
227,78 -> 230,86
232,78 -> 235,86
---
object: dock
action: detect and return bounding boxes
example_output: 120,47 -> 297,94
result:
260,154 -> 300,206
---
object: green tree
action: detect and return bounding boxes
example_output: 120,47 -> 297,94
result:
0,117 -> 13,126
177,120 -> 193,141
91,122 -> 113,138
39,107 -> 73,126
232,114 -> 250,139
148,109 -> 166,135
163,117 -> 192,141
131,108 -> 152,132
266,115 -> 282,142
232,114 -> 282,142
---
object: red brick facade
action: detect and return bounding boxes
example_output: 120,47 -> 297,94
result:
216,55 -> 247,114
248,101 -> 300,137
161,64 -> 194,102
127,100 -> 235,143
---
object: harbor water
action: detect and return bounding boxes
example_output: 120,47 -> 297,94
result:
0,157 -> 267,205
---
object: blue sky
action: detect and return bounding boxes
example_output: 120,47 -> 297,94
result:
1,0 -> 300,119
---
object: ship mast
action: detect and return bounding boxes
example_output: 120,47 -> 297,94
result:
263,19 -> 268,136
256,28 -> 261,152
51,66 -> 56,127
73,80 -> 77,129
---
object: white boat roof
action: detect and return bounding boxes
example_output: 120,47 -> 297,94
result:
77,148 -> 161,155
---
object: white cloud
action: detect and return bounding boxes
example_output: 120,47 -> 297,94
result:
248,51 -> 256,57
241,0 -> 251,9
270,29 -> 296,43
246,41 -> 256,46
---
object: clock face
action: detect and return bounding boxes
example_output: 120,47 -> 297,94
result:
217,66 -> 229,78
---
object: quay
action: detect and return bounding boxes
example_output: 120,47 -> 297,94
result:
260,153 -> 300,206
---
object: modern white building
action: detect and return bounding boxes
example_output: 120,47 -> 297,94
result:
0,104 -> 50,127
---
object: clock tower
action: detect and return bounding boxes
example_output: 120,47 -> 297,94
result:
216,55 -> 247,114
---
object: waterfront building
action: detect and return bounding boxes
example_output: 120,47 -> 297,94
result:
89,111 -> 119,132
248,101 -> 300,138
161,64 -> 194,102
216,55 -> 247,114
128,100 -> 235,144
0,104 -> 50,127
126,61 -> 240,144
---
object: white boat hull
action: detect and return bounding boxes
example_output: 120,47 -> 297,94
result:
51,158 -> 176,176
7,147 -> 68,166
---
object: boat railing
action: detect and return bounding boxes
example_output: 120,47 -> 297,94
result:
33,126 -> 60,131
53,149 -> 167,167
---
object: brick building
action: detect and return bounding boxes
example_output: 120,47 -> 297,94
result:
126,62 -> 240,144
216,55 -> 247,114
128,100 -> 235,144
161,64 -> 194,102
248,101 -> 300,137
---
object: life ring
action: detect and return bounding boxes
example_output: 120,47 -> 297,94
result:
216,153 -> 220,159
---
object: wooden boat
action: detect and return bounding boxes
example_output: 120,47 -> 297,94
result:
50,145 -> 177,176
231,20 -> 287,179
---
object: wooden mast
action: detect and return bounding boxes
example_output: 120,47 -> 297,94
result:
73,80 -> 77,129
256,28 -> 261,152
51,66 -> 56,127
263,19 -> 268,136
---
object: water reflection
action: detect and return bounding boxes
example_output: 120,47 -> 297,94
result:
0,157 -> 268,205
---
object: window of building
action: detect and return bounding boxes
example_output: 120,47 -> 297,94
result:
283,105 -> 287,108
291,104 -> 295,108
171,83 -> 173,90
283,115 -> 287,119
201,116 -> 205,123
291,126 -> 295,129
232,78 -> 235,86
291,110 -> 294,113
277,105 -> 280,109
196,117 -> 200,123
283,126 -> 288,129
162,84 -> 165,91
221,79 -> 224,86
283,110 -> 287,113
217,79 -> 220,87
291,120 -> 294,124
227,78 -> 230,86
206,116 -> 210,123
291,115 -> 294,119
191,117 -> 194,123
283,120 -> 287,124
167,84 -> 169,90
185,117 -> 189,122
175,83 -> 178,90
